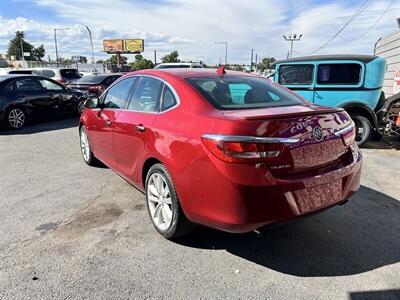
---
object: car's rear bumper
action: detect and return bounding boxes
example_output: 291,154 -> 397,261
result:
180,144 -> 362,233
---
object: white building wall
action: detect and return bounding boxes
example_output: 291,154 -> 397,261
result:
375,30 -> 400,97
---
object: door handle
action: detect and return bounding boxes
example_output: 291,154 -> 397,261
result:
135,124 -> 146,132
105,120 -> 112,127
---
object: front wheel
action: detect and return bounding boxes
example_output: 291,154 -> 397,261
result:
351,114 -> 371,147
79,126 -> 100,166
145,164 -> 194,239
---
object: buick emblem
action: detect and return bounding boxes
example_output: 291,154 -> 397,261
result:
312,126 -> 324,141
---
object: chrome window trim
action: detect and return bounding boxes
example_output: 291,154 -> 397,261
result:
202,134 -> 300,144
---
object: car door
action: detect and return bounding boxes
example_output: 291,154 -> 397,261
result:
13,77 -> 56,117
112,76 -> 163,182
277,64 -> 315,103
37,78 -> 65,113
86,77 -> 137,169
313,62 -> 364,107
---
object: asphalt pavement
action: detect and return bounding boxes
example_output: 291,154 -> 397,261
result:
0,117 -> 399,299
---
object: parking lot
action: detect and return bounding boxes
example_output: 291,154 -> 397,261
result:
0,118 -> 399,299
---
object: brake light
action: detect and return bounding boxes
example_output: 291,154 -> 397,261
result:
334,124 -> 355,147
88,85 -> 105,93
201,134 -> 299,163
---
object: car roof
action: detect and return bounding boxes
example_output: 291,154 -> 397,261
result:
125,68 -> 256,79
274,54 -> 378,64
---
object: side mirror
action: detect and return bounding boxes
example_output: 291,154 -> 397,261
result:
84,97 -> 101,109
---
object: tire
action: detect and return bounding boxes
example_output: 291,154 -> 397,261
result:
145,163 -> 194,239
76,100 -> 85,115
79,126 -> 100,166
351,114 -> 371,147
6,107 -> 27,129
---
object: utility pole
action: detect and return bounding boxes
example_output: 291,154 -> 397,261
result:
283,33 -> 302,58
84,25 -> 96,71
54,28 -> 70,67
255,53 -> 258,71
214,41 -> 228,65
250,49 -> 254,72
154,50 -> 157,65
20,38 -> 24,61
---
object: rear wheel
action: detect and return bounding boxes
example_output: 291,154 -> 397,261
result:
145,163 -> 194,239
6,107 -> 26,129
351,114 -> 371,146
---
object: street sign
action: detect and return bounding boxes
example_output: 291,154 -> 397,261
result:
23,52 -> 30,57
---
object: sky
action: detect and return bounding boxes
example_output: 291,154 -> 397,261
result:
0,0 -> 399,65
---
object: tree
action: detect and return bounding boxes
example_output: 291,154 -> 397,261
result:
79,56 -> 87,63
96,59 -> 105,64
257,57 -> 276,72
108,54 -> 127,65
129,54 -> 154,70
161,50 -> 180,63
6,31 -> 45,61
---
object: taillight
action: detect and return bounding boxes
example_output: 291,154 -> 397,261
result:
88,85 -> 105,93
334,124 -> 355,147
201,134 -> 299,163
396,112 -> 400,127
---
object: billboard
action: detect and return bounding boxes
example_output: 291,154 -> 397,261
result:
103,39 -> 144,54
124,39 -> 144,53
103,39 -> 124,53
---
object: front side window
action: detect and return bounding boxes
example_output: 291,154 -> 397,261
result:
127,77 -> 162,112
39,79 -> 64,90
317,64 -> 361,85
103,77 -> 136,109
187,75 -> 304,109
278,65 -> 314,85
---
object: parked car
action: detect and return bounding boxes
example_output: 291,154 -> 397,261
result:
79,68 -> 361,239
68,74 -> 121,97
0,74 -> 87,129
154,62 -> 203,69
273,55 -> 386,146
31,67 -> 81,85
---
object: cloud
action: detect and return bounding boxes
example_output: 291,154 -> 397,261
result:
0,0 -> 399,64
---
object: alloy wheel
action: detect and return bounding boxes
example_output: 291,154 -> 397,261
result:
147,173 -> 173,231
80,128 -> 91,162
8,108 -> 25,129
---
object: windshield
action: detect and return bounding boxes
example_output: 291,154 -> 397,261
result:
186,75 -> 305,110
60,69 -> 81,79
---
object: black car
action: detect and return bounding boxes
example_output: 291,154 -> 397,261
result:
68,74 -> 121,96
0,75 -> 88,129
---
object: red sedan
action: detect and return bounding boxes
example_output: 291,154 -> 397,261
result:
79,68 -> 362,239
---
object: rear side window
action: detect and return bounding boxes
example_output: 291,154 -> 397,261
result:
186,75 -> 304,109
13,78 -> 42,91
279,65 -> 313,85
60,69 -> 81,79
161,85 -> 177,111
128,77 -> 162,112
103,77 -> 136,109
317,64 -> 361,85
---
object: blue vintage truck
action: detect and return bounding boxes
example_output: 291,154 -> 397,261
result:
273,54 -> 386,146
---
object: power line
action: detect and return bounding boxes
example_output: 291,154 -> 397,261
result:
306,0 -> 370,54
338,0 -> 396,42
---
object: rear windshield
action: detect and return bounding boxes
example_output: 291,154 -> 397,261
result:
186,75 -> 304,109
60,69 -> 81,79
77,75 -> 110,84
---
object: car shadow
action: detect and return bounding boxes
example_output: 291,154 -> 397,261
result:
0,116 -> 79,135
363,137 -> 400,150
349,289 -> 400,300
177,185 -> 400,277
